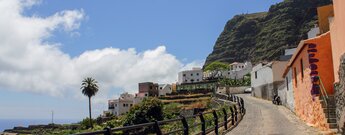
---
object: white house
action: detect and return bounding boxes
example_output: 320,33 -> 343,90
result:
251,61 -> 288,100
134,93 -> 146,105
226,62 -> 252,79
279,68 -> 295,112
158,84 -> 172,96
307,25 -> 320,39
108,92 -> 134,116
229,62 -> 248,71
276,48 -> 296,112
178,67 -> 203,84
204,62 -> 252,80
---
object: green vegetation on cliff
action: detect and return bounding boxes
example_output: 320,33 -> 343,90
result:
205,0 -> 332,66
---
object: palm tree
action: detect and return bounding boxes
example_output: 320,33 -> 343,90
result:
81,77 -> 99,128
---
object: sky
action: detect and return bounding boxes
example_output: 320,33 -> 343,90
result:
0,0 -> 283,121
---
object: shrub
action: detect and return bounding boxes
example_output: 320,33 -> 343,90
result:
124,97 -> 164,126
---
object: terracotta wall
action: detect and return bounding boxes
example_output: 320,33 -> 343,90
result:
293,32 -> 334,130
330,0 -> 345,83
305,32 -> 335,95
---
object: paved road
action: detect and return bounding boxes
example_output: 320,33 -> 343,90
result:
226,94 -> 322,135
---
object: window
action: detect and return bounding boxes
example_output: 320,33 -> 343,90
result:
145,94 -> 148,96
183,74 -> 186,77
123,104 -> 125,107
130,104 -> 133,107
197,73 -> 199,76
197,79 -> 199,81
300,59 -> 304,79
160,87 -> 162,90
115,104 -> 117,107
255,71 -> 257,79
286,77 -> 289,91
294,67 -> 298,86
150,86 -> 153,89
191,73 -> 193,76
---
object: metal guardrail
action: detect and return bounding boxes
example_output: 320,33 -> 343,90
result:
317,76 -> 330,122
76,94 -> 245,135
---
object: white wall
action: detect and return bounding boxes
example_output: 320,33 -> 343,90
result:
285,69 -> 295,112
227,67 -> 251,79
251,63 -> 274,88
108,93 -> 135,116
277,68 -> 295,112
159,84 -> 172,96
307,27 -> 320,39
178,69 -> 203,84
285,48 -> 297,56
112,100 -> 133,116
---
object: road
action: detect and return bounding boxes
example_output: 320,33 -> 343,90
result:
226,94 -> 322,135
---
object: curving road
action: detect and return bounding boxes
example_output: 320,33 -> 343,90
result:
226,94 -> 321,135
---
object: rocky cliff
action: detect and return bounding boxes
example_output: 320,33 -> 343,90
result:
205,0 -> 332,66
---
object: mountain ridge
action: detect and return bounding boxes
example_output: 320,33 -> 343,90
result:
204,0 -> 332,66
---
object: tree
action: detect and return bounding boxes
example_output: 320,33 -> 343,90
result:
81,77 -> 99,128
204,61 -> 229,79
124,97 -> 163,134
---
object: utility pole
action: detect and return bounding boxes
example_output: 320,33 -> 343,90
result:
51,110 -> 54,125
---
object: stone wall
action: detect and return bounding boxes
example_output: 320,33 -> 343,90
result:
217,86 -> 248,94
335,54 -> 345,132
252,81 -> 284,100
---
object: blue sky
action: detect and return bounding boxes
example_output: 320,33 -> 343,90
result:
0,0 -> 282,123
29,0 -> 282,62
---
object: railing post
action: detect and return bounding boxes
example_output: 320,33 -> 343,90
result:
154,121 -> 162,135
222,108 -> 228,130
230,107 -> 234,125
181,116 -> 189,135
212,110 -> 219,135
104,127 -> 112,135
199,113 -> 206,135
237,99 -> 241,109
240,98 -> 245,113
233,106 -> 238,122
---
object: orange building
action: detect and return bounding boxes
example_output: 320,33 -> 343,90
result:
285,32 -> 335,130
329,0 -> 345,130
330,0 -> 345,83
317,5 -> 334,34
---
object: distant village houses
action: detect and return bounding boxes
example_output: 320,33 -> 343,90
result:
203,62 -> 252,80
178,67 -> 203,84
107,82 -> 173,116
108,92 -> 134,116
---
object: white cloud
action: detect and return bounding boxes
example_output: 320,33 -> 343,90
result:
0,0 -> 204,105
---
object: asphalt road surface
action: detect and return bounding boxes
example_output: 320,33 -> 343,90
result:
226,94 -> 322,135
